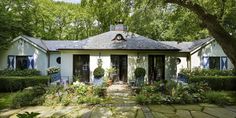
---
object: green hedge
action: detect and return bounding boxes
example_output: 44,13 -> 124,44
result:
180,68 -> 236,77
189,76 -> 236,91
0,76 -> 49,92
0,69 -> 40,76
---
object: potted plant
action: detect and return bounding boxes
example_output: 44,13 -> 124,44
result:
134,67 -> 146,86
93,66 -> 105,86
47,67 -> 61,83
106,67 -> 116,86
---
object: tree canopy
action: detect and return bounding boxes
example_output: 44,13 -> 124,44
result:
0,0 -> 236,67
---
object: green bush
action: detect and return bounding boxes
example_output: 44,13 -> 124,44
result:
43,82 -> 106,106
135,81 -> 210,104
180,68 -> 235,77
204,91 -> 231,106
93,67 -> 105,78
135,94 -> 149,105
0,76 -> 49,92
134,68 -> 146,78
11,86 -> 46,108
0,69 -> 40,76
189,76 -> 236,90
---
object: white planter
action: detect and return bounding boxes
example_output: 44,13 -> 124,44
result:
93,77 -> 103,86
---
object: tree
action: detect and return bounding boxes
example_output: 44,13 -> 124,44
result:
127,3 -> 208,41
133,0 -> 236,68
0,0 -> 36,49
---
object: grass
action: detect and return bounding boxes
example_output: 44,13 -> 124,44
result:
223,91 -> 236,104
204,91 -> 236,106
0,92 -> 16,110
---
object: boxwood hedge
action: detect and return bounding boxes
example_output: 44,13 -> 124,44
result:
0,76 -> 49,92
189,76 -> 236,91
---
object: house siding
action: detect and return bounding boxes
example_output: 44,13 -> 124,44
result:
191,40 -> 234,69
49,52 -> 61,68
0,38 -> 48,75
60,50 -> 178,83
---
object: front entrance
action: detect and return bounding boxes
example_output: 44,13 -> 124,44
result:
111,55 -> 128,82
73,55 -> 90,82
148,55 -> 165,84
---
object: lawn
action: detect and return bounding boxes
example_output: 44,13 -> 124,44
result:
223,91 -> 236,104
0,92 -> 16,110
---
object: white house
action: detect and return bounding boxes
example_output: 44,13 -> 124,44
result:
0,24 -> 234,84
161,38 -> 234,74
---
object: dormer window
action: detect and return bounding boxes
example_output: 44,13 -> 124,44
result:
112,34 -> 126,41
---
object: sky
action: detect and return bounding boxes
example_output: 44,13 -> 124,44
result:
53,0 -> 81,3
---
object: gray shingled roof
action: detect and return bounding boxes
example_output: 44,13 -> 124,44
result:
160,37 -> 213,52
21,32 -> 213,52
44,40 -> 81,51
57,31 -> 179,51
22,35 -> 48,51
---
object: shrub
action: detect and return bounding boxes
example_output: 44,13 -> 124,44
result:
11,86 -> 46,108
134,68 -> 146,78
0,76 -> 49,92
180,68 -> 236,77
135,94 -> 149,105
0,69 -> 40,76
189,76 -> 236,90
204,91 -> 231,106
93,67 -> 105,78
43,83 -> 104,106
135,81 -> 210,104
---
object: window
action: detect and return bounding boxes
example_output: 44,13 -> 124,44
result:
176,58 -> 181,65
56,57 -> 61,64
209,57 -> 220,70
16,56 -> 28,70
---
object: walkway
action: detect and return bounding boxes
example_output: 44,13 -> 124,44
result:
1,83 -> 236,118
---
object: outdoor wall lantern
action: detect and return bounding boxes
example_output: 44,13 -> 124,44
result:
137,53 -> 140,59
99,52 -> 101,58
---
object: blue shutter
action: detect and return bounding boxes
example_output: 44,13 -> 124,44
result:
31,59 -> 34,69
27,57 -> 30,68
7,56 -> 10,68
221,56 -> 228,70
7,55 -> 14,69
27,56 -> 34,69
202,56 -> 209,69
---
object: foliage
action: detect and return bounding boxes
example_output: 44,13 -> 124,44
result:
135,94 -> 149,105
135,80 -> 210,104
0,0 -> 36,49
128,3 -> 208,41
11,85 -> 46,108
0,92 -> 16,110
189,76 -> 236,91
204,91 -> 231,106
134,68 -> 146,78
0,69 -> 40,76
47,67 -> 60,74
16,112 -> 40,118
44,81 -> 106,106
0,76 -> 49,92
180,68 -> 236,77
93,67 -> 105,78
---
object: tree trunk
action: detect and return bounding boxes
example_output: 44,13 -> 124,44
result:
165,0 -> 236,68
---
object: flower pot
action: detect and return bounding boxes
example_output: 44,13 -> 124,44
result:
107,79 -> 112,86
93,77 -> 103,86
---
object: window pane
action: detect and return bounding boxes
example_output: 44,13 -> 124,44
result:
209,57 -> 220,70
16,56 -> 28,70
